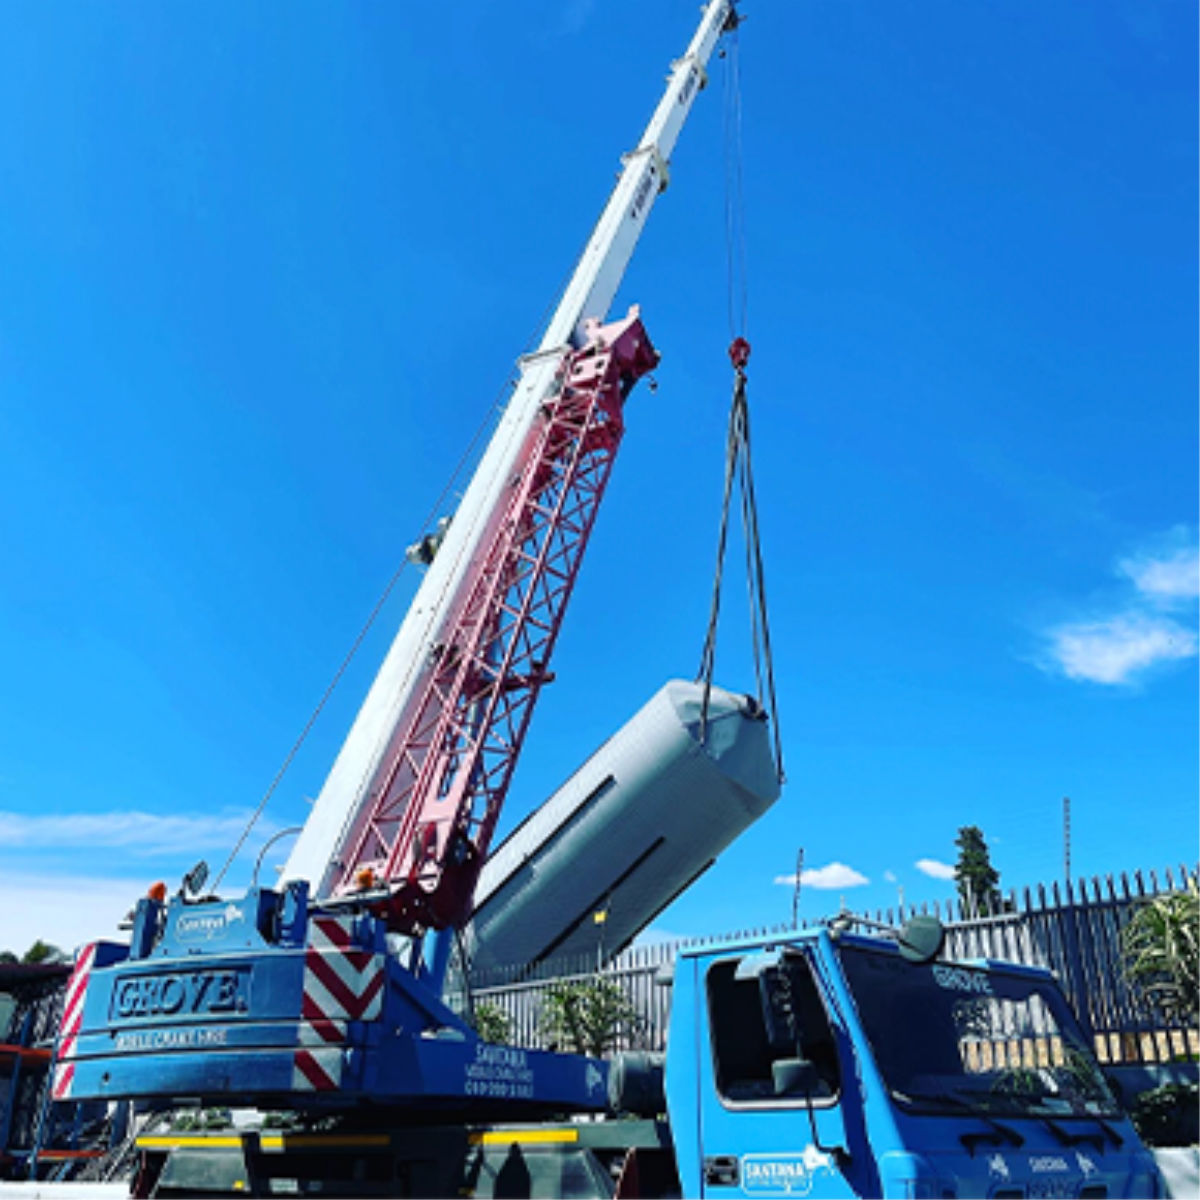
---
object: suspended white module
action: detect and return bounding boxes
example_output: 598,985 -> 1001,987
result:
465,678 -> 781,974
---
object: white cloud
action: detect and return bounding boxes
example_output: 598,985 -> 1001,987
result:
1046,614 -> 1197,685
1039,529 -> 1199,686
775,861 -> 869,890
1119,537 -> 1199,603
883,870 -> 898,883
915,858 -> 956,881
0,869 -> 139,957
0,808 -> 273,857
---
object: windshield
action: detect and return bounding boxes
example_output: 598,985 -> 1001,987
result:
839,943 -> 1121,1119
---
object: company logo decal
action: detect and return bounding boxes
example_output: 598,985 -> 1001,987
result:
464,1042 -> 535,1101
176,903 -> 244,942
1029,1156 -> 1070,1172
112,968 -> 247,1019
931,964 -> 994,995
629,172 -> 655,223
740,1149 -> 835,1196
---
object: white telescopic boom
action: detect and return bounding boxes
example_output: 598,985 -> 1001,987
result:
283,0 -> 736,894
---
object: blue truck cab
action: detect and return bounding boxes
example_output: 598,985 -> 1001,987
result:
663,922 -> 1163,1198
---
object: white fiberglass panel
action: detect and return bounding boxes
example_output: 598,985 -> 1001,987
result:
465,678 -> 780,973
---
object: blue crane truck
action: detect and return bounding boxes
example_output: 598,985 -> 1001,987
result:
63,893 -> 1161,1197
37,2 -> 1165,1195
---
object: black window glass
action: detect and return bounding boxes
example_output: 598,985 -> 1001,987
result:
707,953 -> 840,1105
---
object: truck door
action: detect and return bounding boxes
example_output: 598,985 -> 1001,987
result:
696,950 -> 863,1198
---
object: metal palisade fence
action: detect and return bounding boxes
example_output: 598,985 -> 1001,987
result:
453,863 -> 1198,1066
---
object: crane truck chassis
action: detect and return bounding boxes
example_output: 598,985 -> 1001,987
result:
119,914 -> 1162,1197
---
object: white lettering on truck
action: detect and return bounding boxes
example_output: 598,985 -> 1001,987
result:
931,964 -> 994,995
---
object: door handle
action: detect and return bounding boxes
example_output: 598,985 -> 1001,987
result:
703,1155 -> 739,1187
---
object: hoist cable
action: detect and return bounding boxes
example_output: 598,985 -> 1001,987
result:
736,384 -> 784,778
697,382 -> 741,700
698,30 -> 783,781
697,352 -> 784,784
738,439 -> 764,705
721,24 -> 749,338
699,24 -> 752,718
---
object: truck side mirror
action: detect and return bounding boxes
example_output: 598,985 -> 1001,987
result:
897,915 -> 945,964
772,1056 -> 819,1098
181,860 -> 209,899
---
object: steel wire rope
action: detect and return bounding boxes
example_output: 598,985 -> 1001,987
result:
696,22 -> 784,782
696,387 -> 739,694
722,22 -> 749,339
735,383 -> 785,778
697,372 -> 784,781
697,28 -> 749,699
733,401 -> 764,703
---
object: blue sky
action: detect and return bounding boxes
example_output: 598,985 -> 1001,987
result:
0,1 -> 1195,956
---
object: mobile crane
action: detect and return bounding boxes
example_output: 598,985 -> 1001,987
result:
45,3 -> 1164,1195
51,0 -> 760,1150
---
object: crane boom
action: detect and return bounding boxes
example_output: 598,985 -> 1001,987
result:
542,1 -> 734,350
283,0 -> 738,914
51,2 -> 765,1124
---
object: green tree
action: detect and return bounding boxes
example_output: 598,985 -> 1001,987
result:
470,1001 -> 512,1044
539,977 -> 639,1058
954,826 -> 1001,917
22,940 -> 66,965
1121,875 -> 1199,1023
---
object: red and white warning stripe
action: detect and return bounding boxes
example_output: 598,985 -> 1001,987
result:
293,1018 -> 347,1092
51,942 -> 98,1101
293,917 -> 384,1091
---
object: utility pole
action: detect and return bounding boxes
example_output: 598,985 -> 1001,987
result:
594,901 -> 609,974
1063,795 -> 1071,882
792,847 -> 804,927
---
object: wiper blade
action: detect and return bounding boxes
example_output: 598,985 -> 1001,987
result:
1043,1115 -> 1123,1151
959,1129 -> 1018,1157
1041,1117 -> 1096,1151
893,1090 -> 1025,1154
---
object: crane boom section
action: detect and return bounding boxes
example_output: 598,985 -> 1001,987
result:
330,313 -> 657,931
543,0 -> 734,350
282,0 -> 736,903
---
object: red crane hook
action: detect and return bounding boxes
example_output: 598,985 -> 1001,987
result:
728,336 -> 751,370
